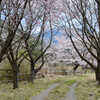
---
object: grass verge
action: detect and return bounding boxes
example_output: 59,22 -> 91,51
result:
0,77 -> 66,100
45,75 -> 87,100
0,74 -> 89,100
76,74 -> 100,100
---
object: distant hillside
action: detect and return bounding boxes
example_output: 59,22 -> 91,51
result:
32,28 -> 64,43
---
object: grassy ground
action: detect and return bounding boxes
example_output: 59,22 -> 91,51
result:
45,74 -> 88,100
0,74 -> 97,100
0,76 -> 68,100
76,73 -> 100,100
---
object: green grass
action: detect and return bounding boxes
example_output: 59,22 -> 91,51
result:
76,74 -> 100,100
45,80 -> 76,100
0,77 -> 67,100
0,73 -> 92,100
45,75 -> 86,100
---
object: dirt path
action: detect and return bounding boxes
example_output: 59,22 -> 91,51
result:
31,81 -> 64,100
65,82 -> 79,100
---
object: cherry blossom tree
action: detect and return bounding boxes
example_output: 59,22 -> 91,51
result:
0,0 -> 63,89
0,0 -> 29,62
59,0 -> 100,83
0,0 -> 50,88
46,35 -> 92,68
23,0 -> 58,83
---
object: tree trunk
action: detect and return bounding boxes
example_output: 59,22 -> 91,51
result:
97,2 -> 100,85
84,66 -> 87,74
95,69 -> 100,80
7,55 -> 19,89
95,70 -> 100,85
95,49 -> 100,84
95,71 -> 98,80
30,64 -> 35,83
73,64 -> 79,74
84,68 -> 87,74
13,69 -> 19,89
95,59 -> 100,84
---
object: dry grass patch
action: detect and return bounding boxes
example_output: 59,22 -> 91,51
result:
45,80 -> 76,100
76,74 -> 100,100
0,74 -> 89,100
0,77 -> 67,100
45,75 -> 87,100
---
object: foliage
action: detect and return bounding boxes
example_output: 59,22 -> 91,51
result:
29,39 -> 41,58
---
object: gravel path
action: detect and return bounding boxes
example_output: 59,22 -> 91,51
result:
31,81 -> 64,100
65,82 -> 79,100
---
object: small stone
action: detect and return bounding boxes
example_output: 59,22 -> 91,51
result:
88,93 -> 93,96
20,91 -> 23,94
88,93 -> 95,99
23,82 -> 28,84
3,90 -> 7,92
